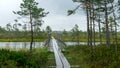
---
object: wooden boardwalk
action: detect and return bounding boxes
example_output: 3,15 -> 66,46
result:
51,37 -> 70,68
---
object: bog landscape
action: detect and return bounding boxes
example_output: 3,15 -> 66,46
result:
0,0 -> 120,68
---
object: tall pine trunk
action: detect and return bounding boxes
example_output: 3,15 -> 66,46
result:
110,22 -> 113,44
86,0 -> 90,46
110,2 -> 118,63
98,4 -> 102,45
110,2 -> 118,48
30,11 -> 33,51
89,0 -> 93,47
89,0 -> 94,61
92,0 -> 95,46
104,0 -> 110,48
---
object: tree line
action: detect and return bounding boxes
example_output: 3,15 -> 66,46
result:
0,23 -> 52,40
68,0 -> 120,47
67,0 -> 120,62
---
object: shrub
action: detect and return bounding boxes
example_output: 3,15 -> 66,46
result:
0,48 -> 49,67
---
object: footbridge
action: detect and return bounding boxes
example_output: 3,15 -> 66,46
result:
44,36 -> 70,68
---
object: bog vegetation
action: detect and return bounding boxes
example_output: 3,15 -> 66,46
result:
0,48 -> 49,68
64,44 -> 120,68
1,0 -> 120,67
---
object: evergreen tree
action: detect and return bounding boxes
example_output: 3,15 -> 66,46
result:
14,0 -> 48,50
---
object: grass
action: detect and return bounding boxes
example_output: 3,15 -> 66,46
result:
63,38 -> 106,42
63,45 -> 90,68
0,47 -> 50,68
64,44 -> 120,68
46,51 -> 56,67
0,38 -> 45,42
1,38 -> 120,42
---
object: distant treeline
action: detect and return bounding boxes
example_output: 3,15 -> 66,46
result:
0,23 -> 120,42
60,24 -> 120,43
0,23 -> 51,40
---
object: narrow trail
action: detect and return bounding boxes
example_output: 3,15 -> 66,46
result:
51,37 -> 70,68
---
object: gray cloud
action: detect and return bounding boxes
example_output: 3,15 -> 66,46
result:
38,0 -> 86,31
0,0 -> 87,31
0,0 -> 22,26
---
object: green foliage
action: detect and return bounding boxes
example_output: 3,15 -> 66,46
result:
70,24 -> 81,44
0,48 -> 49,67
14,0 -> 48,22
13,0 -> 48,50
72,0 -> 81,2
0,27 -> 47,41
64,45 -> 120,68
46,52 -> 56,67
45,26 -> 52,34
67,10 -> 75,16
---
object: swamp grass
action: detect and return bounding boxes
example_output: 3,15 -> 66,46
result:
0,47 -> 50,68
64,44 -> 120,68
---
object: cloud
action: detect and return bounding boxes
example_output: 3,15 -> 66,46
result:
42,14 -> 87,31
38,0 -> 87,31
38,0 -> 82,15
0,0 -> 22,26
0,0 -> 87,31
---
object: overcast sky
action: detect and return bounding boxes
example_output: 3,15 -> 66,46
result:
0,0 -> 87,31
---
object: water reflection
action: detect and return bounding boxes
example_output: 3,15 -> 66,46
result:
65,42 -> 103,45
0,42 -> 44,50
0,42 -> 103,50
